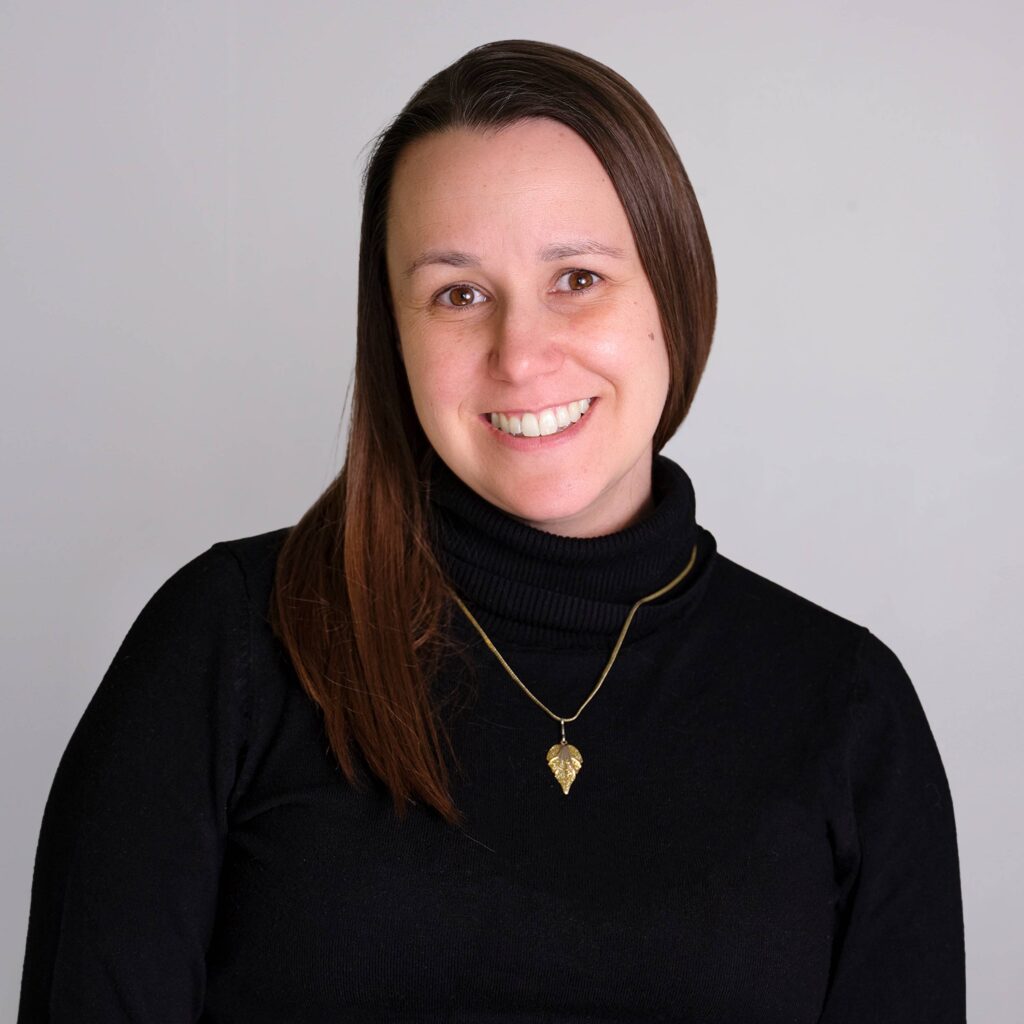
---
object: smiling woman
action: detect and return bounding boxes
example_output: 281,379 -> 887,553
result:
387,118 -> 671,536
18,38 -> 964,1024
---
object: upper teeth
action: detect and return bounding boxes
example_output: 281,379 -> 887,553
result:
490,398 -> 591,437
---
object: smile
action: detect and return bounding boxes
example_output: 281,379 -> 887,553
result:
487,398 -> 593,438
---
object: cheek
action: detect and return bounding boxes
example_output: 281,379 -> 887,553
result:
567,303 -> 633,362
400,341 -> 469,425
573,303 -> 667,384
650,330 -> 671,388
630,295 -> 671,391
642,341 -> 672,413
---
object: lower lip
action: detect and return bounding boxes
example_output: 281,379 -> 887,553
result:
478,399 -> 599,450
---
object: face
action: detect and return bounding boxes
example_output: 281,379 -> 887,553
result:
385,117 -> 670,538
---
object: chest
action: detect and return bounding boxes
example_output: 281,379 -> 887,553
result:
203,648 -> 840,1022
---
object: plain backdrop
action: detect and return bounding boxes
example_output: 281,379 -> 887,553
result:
2,0 -> 1020,1017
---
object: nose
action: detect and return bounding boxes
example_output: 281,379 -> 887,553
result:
487,298 -> 566,384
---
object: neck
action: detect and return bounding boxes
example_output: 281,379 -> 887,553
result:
426,451 -> 716,648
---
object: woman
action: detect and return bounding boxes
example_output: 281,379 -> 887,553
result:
19,39 -> 965,1022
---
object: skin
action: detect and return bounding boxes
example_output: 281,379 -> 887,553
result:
386,117 -> 670,539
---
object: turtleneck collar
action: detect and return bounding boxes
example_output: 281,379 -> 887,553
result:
426,453 -> 718,648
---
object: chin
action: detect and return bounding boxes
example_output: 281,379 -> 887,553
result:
485,479 -> 603,531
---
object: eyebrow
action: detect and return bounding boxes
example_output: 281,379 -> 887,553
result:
402,238 -> 628,278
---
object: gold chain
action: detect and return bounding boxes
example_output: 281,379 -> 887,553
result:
448,542 -> 698,795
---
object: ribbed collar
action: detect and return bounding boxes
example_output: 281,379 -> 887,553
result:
426,454 -> 717,649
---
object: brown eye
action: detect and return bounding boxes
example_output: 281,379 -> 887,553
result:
440,285 -> 478,307
556,269 -> 602,295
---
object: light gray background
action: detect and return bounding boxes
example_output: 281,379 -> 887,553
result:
2,0 -> 1020,1017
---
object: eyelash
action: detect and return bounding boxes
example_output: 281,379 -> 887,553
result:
432,269 -> 603,310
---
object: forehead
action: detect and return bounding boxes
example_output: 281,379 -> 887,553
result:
385,119 -> 632,254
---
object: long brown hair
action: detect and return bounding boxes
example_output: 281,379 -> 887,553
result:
267,39 -> 717,827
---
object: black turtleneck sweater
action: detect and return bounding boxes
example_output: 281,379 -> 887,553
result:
18,455 -> 965,1022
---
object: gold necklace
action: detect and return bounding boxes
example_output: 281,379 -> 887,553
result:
448,542 -> 698,795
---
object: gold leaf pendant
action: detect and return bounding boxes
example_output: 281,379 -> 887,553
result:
546,741 -> 583,795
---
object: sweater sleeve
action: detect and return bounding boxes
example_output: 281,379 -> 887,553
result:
818,629 -> 966,1023
17,543 -> 252,1023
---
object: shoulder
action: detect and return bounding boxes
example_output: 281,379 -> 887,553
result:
699,546 -> 934,721
701,548 -> 951,789
207,526 -> 292,607
702,549 -> 869,665
125,527 -> 292,648
704,548 -> 939,746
